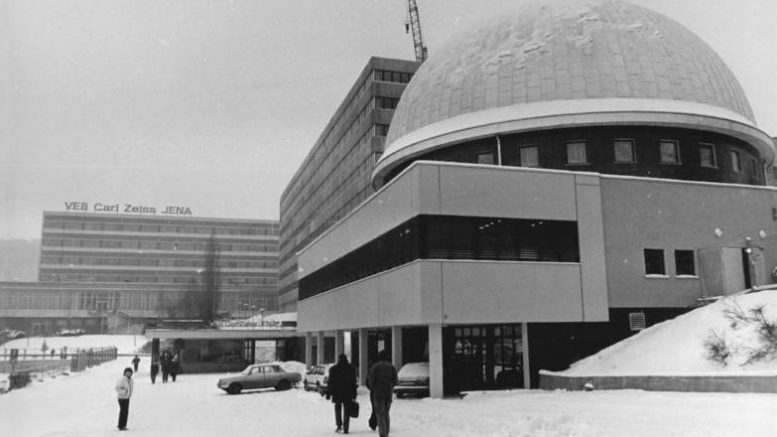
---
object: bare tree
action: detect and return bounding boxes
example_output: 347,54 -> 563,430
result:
164,233 -> 221,324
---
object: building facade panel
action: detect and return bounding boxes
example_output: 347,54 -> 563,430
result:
278,57 -> 421,311
599,176 -> 777,307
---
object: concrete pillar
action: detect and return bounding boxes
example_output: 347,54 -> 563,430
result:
335,329 -> 344,359
358,328 -> 369,386
316,331 -> 325,365
429,323 -> 444,398
305,332 -> 313,368
391,325 -> 403,369
522,322 -> 531,389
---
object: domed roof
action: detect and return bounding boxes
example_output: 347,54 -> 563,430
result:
373,0 -> 776,186
386,0 -> 754,146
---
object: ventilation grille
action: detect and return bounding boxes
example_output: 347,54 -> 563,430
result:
629,312 -> 647,331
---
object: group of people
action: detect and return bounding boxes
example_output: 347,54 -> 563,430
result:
326,350 -> 398,437
115,350 -> 398,435
148,350 -> 181,384
114,350 -> 184,430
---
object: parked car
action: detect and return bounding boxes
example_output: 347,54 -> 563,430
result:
303,363 -> 334,396
217,363 -> 301,395
394,362 -> 429,398
1,329 -> 26,340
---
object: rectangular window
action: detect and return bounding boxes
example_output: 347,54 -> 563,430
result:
731,150 -> 742,172
659,140 -> 680,164
476,152 -> 495,165
519,146 -> 539,167
699,143 -> 717,168
751,159 -> 758,177
675,250 -> 696,276
614,139 -> 636,163
566,142 -> 587,164
644,248 -> 665,275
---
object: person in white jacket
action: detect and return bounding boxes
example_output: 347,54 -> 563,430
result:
115,367 -> 134,431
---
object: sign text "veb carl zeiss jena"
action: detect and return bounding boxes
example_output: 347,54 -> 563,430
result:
64,201 -> 193,216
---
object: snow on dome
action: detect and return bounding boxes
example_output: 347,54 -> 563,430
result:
386,0 -> 754,146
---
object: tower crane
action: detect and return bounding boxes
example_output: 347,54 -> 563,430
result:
405,0 -> 428,62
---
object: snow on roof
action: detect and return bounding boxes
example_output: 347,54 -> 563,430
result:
559,289 -> 777,376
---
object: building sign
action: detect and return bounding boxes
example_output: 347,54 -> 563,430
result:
64,201 -> 193,216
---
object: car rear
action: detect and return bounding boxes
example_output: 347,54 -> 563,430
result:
394,362 -> 430,398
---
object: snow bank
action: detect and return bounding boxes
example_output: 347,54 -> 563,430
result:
562,290 -> 777,376
2,335 -> 144,355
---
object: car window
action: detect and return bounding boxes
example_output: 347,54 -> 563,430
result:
250,366 -> 262,375
263,366 -> 276,374
271,365 -> 284,373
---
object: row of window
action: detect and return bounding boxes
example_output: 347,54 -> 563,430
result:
373,69 -> 414,84
508,140 -> 748,172
41,256 -> 277,269
42,238 -> 278,252
0,291 -> 279,312
44,221 -> 277,236
299,215 -> 579,299
42,273 -> 277,286
644,249 -> 696,276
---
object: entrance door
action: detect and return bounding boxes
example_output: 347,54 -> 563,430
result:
443,324 -> 524,393
721,247 -> 747,294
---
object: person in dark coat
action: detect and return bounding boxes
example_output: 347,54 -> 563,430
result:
367,350 -> 397,437
170,353 -> 180,382
326,354 -> 357,434
160,351 -> 171,383
150,355 -> 159,384
131,354 -> 140,372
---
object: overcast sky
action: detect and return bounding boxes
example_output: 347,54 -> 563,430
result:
1,0 -> 776,239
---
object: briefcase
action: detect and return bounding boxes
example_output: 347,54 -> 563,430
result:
348,400 -> 359,418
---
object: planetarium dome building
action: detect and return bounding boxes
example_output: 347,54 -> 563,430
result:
295,0 -> 777,397
374,0 -> 774,186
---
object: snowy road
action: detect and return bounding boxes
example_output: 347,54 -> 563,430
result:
2,359 -> 776,437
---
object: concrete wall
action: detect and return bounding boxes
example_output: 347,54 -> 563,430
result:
298,163 -> 611,331
599,176 -> 777,307
540,371 -> 777,393
298,260 -> 590,332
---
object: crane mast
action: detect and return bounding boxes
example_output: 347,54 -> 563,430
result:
406,0 -> 428,62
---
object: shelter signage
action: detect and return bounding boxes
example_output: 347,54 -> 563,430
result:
64,201 -> 193,216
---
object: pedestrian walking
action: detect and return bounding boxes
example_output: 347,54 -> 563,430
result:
367,350 -> 397,437
161,351 -> 170,383
114,367 -> 134,431
131,354 -> 141,372
170,353 -> 180,382
150,355 -> 159,384
326,354 -> 357,434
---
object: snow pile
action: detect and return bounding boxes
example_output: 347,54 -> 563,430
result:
562,290 -> 777,376
2,335 -> 142,355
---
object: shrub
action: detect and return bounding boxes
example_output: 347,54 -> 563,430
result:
704,330 -> 730,366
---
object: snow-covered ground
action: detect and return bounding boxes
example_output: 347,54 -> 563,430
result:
1,358 -> 775,437
2,335 -> 145,356
561,290 -> 777,376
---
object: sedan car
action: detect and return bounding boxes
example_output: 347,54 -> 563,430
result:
303,363 -> 334,395
217,363 -> 301,395
394,362 -> 429,398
